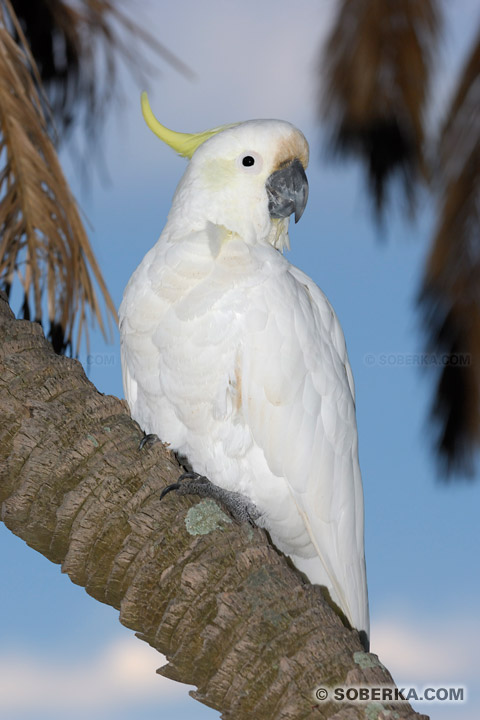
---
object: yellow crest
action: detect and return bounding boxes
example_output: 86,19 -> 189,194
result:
141,92 -> 236,159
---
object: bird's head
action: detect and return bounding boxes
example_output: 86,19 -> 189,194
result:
141,93 -> 309,249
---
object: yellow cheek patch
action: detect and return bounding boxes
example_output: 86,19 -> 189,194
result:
203,158 -> 236,189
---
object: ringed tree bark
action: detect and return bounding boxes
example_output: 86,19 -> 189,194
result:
0,293 -> 429,720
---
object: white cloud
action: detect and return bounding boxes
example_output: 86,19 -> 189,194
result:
371,612 -> 480,720
371,611 -> 480,683
0,634 -> 192,714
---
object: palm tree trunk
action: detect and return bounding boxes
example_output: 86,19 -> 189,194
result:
0,292 -> 428,720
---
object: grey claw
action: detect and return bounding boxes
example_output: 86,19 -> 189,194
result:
159,471 -> 260,526
139,433 -> 160,451
159,483 -> 181,500
160,472 -> 209,502
177,471 -> 209,484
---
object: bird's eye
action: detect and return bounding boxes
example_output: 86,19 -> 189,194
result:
236,151 -> 263,174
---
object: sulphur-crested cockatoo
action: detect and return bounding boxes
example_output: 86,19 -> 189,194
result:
120,93 -> 369,646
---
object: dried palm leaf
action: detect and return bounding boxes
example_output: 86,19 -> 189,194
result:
10,0 -> 193,145
0,0 -> 116,353
419,27 -> 480,475
320,0 -> 440,213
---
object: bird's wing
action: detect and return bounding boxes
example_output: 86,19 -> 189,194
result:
240,262 -> 368,635
121,342 -> 138,408
119,245 -> 172,435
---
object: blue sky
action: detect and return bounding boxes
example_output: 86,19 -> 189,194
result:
2,1 -> 480,719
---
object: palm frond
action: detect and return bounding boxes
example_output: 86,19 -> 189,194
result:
419,27 -> 480,475
320,0 -> 440,214
9,0 -> 193,145
0,0 -> 116,353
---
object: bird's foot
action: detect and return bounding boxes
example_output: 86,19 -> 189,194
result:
138,433 -> 160,451
160,472 -> 261,525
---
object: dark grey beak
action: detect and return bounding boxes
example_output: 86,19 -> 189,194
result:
265,158 -> 308,223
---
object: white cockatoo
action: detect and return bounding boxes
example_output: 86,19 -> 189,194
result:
120,93 -> 369,646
